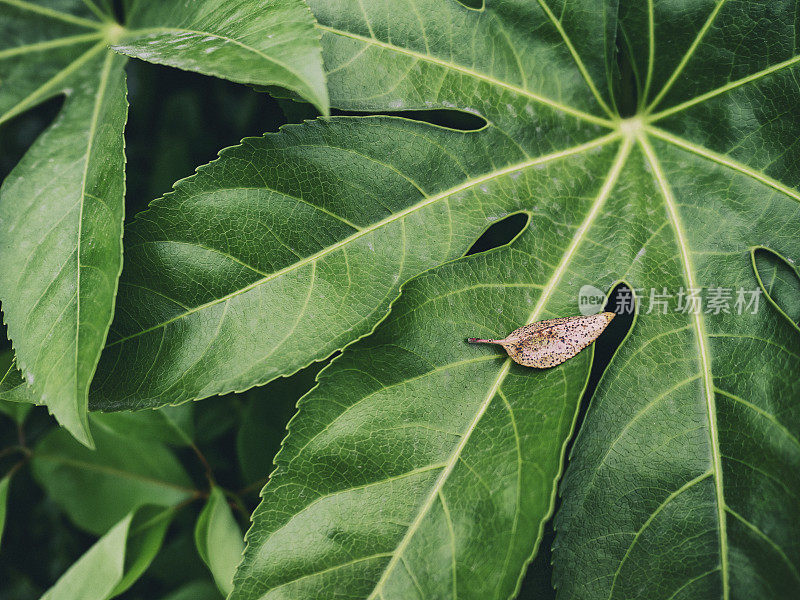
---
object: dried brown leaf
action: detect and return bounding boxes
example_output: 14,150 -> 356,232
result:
468,312 -> 615,368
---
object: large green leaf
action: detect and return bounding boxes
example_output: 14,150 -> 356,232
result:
0,1 -> 128,446
0,0 -> 327,445
91,117 -> 614,409
95,0 -> 800,597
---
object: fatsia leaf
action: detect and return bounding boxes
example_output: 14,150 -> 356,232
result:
0,1 -> 128,446
102,0 -> 799,597
113,0 -> 328,114
31,414 -> 195,534
91,118 -> 615,410
91,0 -> 624,411
0,0 -> 328,445
194,487 -> 245,596
40,506 -> 172,600
229,202 -> 623,599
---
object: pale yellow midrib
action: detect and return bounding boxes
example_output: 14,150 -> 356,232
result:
638,133 -> 729,600
0,41 -> 106,127
533,0 -> 613,118
106,133 -> 620,348
364,137 -> 632,600
648,52 -> 800,121
645,0 -> 730,113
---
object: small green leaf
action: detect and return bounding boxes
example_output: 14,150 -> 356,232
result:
40,512 -> 133,600
39,506 -> 172,600
114,0 -> 329,114
110,506 -> 174,597
32,416 -> 195,534
0,474 -> 10,550
195,487 -> 244,596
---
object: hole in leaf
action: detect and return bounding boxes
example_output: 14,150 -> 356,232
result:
584,283 -> 635,399
753,248 -> 800,324
333,108 -> 487,132
563,283 -> 635,454
465,212 -> 529,255
519,519 -> 557,598
453,0 -> 484,9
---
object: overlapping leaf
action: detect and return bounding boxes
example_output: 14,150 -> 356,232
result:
219,1 -> 799,598
113,0 -> 328,113
0,1 -> 127,446
40,507 -> 173,600
195,486 -> 245,595
0,0 -> 327,444
91,0 -> 618,408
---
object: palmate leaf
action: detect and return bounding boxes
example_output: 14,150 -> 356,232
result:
93,0 -> 800,597
90,0 -> 618,408
0,0 -> 128,446
0,0 -> 327,445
